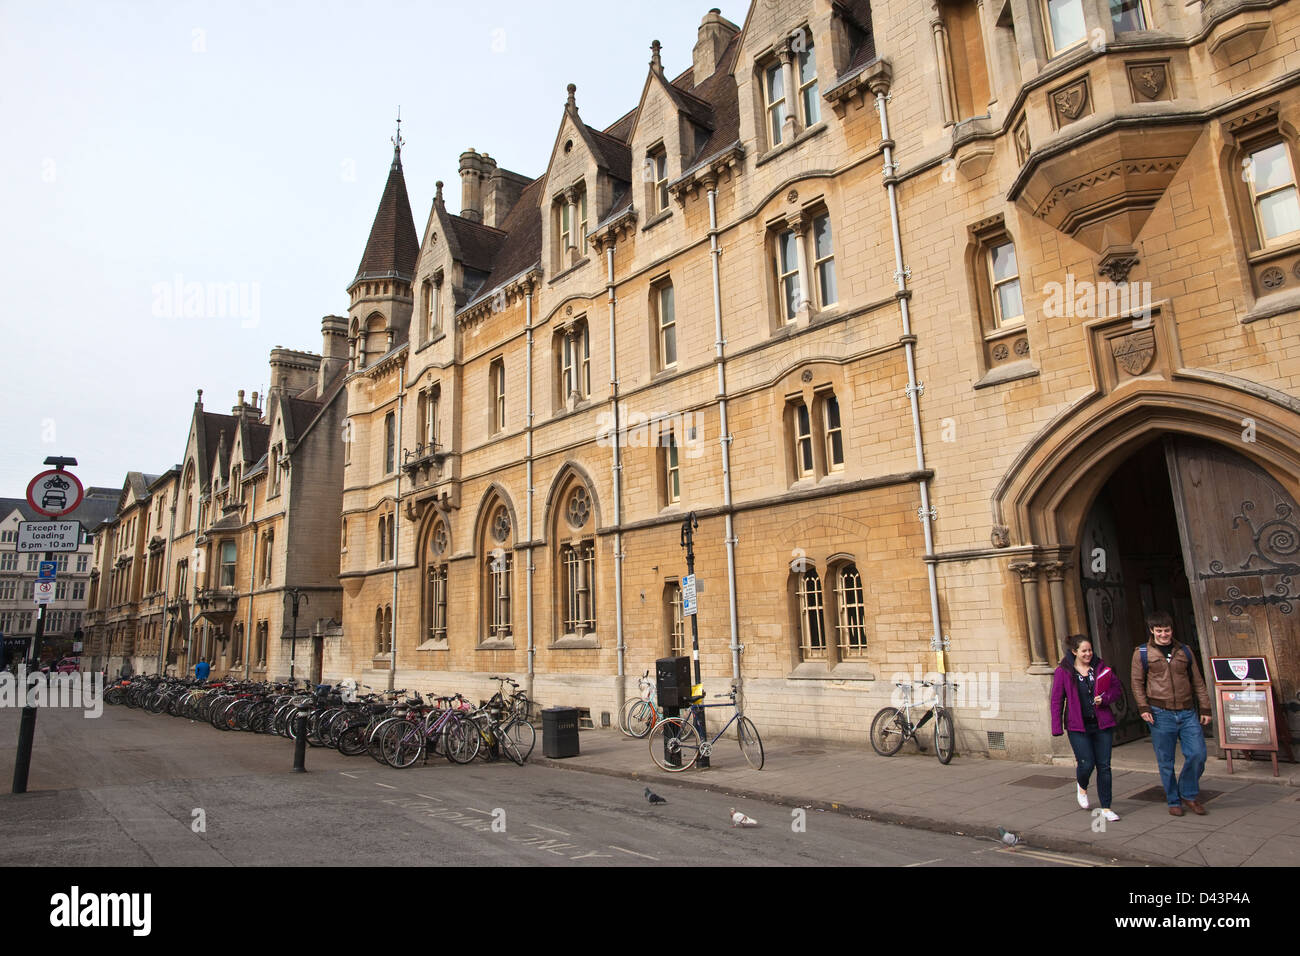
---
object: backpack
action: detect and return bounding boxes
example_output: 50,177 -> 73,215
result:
1139,642 -> 1194,675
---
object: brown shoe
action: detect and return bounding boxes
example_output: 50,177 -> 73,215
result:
1168,805 -> 1184,816
1182,799 -> 1207,816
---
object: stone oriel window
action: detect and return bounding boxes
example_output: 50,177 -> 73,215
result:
1247,141 -> 1300,248
1109,0 -> 1149,32
1040,0 -> 1087,56
936,0 -> 992,124
219,540 -> 236,588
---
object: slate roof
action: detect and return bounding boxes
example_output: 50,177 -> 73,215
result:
354,147 -> 420,284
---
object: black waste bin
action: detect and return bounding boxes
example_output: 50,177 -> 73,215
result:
542,706 -> 581,758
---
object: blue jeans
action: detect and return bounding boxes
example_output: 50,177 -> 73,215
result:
1149,706 -> 1206,806
1067,727 -> 1113,809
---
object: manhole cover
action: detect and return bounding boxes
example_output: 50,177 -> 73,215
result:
1009,775 -> 1073,789
1127,786 -> 1222,803
791,749 -> 825,755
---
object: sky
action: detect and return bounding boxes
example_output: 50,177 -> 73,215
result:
0,0 -> 748,495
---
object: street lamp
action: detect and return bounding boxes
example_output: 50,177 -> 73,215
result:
283,587 -> 309,686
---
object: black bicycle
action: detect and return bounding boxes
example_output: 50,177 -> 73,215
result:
870,678 -> 957,764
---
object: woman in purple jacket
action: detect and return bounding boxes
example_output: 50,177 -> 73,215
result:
1051,634 -> 1122,822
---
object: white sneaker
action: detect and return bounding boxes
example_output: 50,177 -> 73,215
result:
1100,809 -> 1120,822
1076,784 -> 1089,809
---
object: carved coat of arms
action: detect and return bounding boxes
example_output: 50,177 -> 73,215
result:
1111,328 -> 1156,376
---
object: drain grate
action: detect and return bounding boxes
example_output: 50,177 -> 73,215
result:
1127,786 -> 1222,803
987,731 -> 1006,750
1009,774 -> 1074,789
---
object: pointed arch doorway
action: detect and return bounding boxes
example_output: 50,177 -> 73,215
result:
1078,436 -> 1300,753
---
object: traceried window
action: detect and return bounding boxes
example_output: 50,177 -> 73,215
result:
835,564 -> 868,659
822,392 -> 844,472
1248,141 -> 1300,246
797,568 -> 827,661
427,565 -> 447,643
559,542 -> 596,637
487,550 -> 513,640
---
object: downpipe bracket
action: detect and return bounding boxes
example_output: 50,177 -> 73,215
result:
904,382 -> 925,399
917,505 -> 937,522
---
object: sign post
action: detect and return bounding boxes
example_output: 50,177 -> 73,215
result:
12,456 -> 81,795
1210,657 -> 1280,777
679,512 -> 707,767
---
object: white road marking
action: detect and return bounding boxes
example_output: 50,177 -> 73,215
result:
609,845 -> 659,861
904,857 -> 944,867
339,772 -> 359,779
415,793 -> 443,802
528,823 -> 572,836
374,782 -> 397,790
465,807 -> 493,816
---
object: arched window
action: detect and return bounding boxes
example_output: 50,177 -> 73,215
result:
425,519 -> 449,646
797,567 -> 826,661
552,479 -> 597,642
834,564 -> 868,659
480,497 -> 515,644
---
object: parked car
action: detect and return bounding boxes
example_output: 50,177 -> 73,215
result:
39,657 -> 80,674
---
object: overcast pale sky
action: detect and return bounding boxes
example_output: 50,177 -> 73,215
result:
0,0 -> 746,495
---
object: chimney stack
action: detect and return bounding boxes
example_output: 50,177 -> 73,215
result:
319,315 -> 349,394
693,8 -> 738,84
459,148 -> 495,224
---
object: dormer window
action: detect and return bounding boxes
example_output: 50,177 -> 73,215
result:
424,275 -> 442,340
650,147 -> 669,213
555,187 -> 589,270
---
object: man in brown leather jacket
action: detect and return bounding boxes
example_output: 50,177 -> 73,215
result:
1131,611 -> 1212,816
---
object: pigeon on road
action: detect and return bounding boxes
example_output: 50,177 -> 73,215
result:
730,808 -> 757,827
645,787 -> 667,805
997,826 -> 1020,848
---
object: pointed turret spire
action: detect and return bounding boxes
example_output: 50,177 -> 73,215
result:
650,40 -> 663,75
352,117 -> 419,289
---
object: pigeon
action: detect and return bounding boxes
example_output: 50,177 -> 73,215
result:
644,787 -> 667,805
730,808 -> 758,827
997,826 -> 1020,848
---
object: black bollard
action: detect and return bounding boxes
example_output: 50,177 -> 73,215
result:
292,711 -> 308,772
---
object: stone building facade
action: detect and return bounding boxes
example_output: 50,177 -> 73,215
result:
335,0 -> 1300,760
87,0 -> 1300,761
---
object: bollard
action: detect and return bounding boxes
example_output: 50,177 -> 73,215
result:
292,711 -> 308,772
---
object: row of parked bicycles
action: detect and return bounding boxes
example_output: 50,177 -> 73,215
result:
104,672 -> 536,768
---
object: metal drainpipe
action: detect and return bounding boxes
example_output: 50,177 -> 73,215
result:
525,287 -> 535,701
706,184 -> 741,685
245,523 -> 256,681
157,487 -> 178,676
874,86 -> 947,667
607,241 -> 627,710
390,366 -> 404,691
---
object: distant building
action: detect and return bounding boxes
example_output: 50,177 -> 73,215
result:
0,486 -> 117,664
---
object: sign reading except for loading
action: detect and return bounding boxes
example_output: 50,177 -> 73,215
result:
25,469 -> 84,518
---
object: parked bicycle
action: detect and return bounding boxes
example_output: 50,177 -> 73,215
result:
869,678 -> 957,764
620,670 -> 662,739
647,687 -> 763,772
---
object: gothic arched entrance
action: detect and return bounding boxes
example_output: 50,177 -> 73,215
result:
1077,436 -> 1299,752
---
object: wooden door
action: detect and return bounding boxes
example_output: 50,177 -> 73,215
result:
311,636 -> 324,687
1166,437 -> 1300,751
1080,494 -> 1145,743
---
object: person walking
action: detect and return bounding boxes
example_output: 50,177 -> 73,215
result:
195,658 -> 210,682
1051,634 -> 1122,822
1130,611 -> 1212,816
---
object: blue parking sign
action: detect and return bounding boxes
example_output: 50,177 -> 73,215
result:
37,561 -> 57,581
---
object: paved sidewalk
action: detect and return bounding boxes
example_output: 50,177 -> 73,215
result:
534,729 -> 1300,866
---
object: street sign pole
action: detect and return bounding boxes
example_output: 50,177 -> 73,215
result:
12,456 -> 80,795
680,512 -> 707,768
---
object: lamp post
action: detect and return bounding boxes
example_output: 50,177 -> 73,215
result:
284,587 -> 309,686
680,511 -> 707,767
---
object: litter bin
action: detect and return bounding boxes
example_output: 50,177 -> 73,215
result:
542,706 -> 581,759
656,656 -> 692,709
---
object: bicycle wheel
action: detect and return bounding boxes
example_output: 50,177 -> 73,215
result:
869,707 -> 909,757
443,717 -> 481,765
504,717 -> 536,762
624,699 -> 656,739
736,716 -> 764,770
380,722 -> 424,769
367,718 -> 399,763
496,722 -> 525,766
648,717 -> 700,772
933,708 -> 956,764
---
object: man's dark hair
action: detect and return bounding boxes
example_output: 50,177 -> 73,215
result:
1146,611 -> 1174,632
